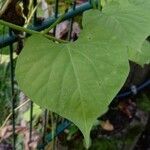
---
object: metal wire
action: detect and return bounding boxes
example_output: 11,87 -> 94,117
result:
29,0 -> 37,147
33,0 -> 37,25
42,109 -> 48,145
67,0 -> 76,40
38,120 -> 70,149
29,101 -> 33,146
117,79 -> 150,99
9,29 -> 16,150
53,0 -> 59,36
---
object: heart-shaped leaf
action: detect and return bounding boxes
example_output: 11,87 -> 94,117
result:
16,10 -> 129,147
16,0 -> 150,147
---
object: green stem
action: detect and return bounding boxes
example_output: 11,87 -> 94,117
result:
43,33 -> 67,43
92,0 -> 97,9
98,0 -> 102,10
42,13 -> 66,34
0,19 -> 67,43
0,19 -> 38,34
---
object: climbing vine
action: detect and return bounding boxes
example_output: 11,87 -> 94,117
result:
1,0 -> 150,148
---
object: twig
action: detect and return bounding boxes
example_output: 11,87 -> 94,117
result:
24,2 -> 40,27
0,99 -> 30,130
0,0 -> 12,16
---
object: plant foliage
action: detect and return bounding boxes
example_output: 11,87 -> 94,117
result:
16,0 -> 150,148
0,56 -> 11,125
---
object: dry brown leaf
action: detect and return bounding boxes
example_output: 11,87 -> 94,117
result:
0,125 -> 26,140
101,120 -> 114,131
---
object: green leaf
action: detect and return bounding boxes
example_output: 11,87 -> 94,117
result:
101,0 -> 150,60
128,40 -> 150,66
16,0 -> 150,145
23,104 -> 42,122
16,10 -> 129,148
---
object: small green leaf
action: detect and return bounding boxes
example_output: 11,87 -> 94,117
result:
128,40 -> 150,66
23,104 -> 42,122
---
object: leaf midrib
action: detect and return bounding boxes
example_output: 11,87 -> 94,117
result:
66,45 -> 88,133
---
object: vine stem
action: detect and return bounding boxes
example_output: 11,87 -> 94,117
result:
42,13 -> 65,34
0,19 -> 68,43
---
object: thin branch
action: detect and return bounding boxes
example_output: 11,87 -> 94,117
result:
24,2 -> 40,27
0,0 -> 12,16
0,99 -> 30,130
